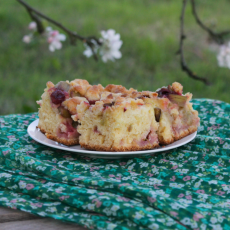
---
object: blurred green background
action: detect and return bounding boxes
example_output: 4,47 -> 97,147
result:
1,0 -> 230,115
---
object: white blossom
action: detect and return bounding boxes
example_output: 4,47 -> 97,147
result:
46,27 -> 66,52
22,35 -> 32,44
87,203 -> 95,210
28,21 -> 37,31
208,180 -> 218,185
84,29 -> 123,62
37,211 -> 46,216
83,40 -> 98,57
0,173 -> 12,178
148,223 -> 159,230
100,29 -> 122,62
46,207 -> 57,213
217,42 -> 230,69
19,181 -> 26,189
133,212 -> 144,220
210,224 -> 223,230
22,22 -> 37,44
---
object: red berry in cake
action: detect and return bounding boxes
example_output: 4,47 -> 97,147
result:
51,89 -> 66,104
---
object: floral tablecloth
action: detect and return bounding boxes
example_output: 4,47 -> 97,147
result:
0,99 -> 230,230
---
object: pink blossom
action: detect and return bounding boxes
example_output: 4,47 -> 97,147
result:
27,151 -> 35,154
118,197 -> 130,202
2,150 -> 9,156
171,165 -> 178,170
162,159 -> 169,162
216,191 -> 225,196
46,27 -> 66,52
147,197 -> 156,203
170,211 -> 178,217
193,212 -> 204,221
186,195 -> 192,200
92,199 -> 102,208
208,124 -> 220,131
183,176 -> 191,181
10,199 -> 17,203
31,203 -> 43,207
178,193 -> 184,198
119,162 -> 126,166
170,176 -> 176,181
26,184 -> 34,190
23,35 -> 32,44
59,195 -> 69,201
153,184 -> 160,189
28,22 -> 37,30
118,183 -> 130,187
196,190 -> 205,194
109,174 -> 115,177
72,178 -> 83,181
147,173 -> 153,177
217,137 -> 224,144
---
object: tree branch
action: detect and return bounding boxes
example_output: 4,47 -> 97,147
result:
17,0 -> 102,60
190,0 -> 230,44
178,0 -> 210,85
25,8 -> 44,34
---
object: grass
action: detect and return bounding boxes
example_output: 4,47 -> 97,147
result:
1,0 -> 230,115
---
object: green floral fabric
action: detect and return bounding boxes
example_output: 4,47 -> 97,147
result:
0,99 -> 230,230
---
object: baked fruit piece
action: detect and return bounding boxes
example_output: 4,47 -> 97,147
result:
137,82 -> 200,145
88,82 -> 200,146
76,95 -> 159,151
37,79 -> 105,146
37,81 -> 80,145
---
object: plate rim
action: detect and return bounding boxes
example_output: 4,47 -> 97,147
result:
27,119 -> 197,156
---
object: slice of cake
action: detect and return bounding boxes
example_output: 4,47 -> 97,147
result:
131,82 -> 200,145
105,82 -> 200,145
37,81 -> 80,145
155,82 -> 200,144
76,95 -> 159,151
37,79 -> 105,146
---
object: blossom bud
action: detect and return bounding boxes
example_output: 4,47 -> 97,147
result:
28,22 -> 37,30
22,35 -> 31,44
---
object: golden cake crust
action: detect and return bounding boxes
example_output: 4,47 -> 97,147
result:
105,84 -> 137,95
39,126 -> 79,146
85,84 -> 104,101
69,79 -> 91,96
80,143 -> 159,152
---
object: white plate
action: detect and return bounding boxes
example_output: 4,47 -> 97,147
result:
27,119 -> 197,159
